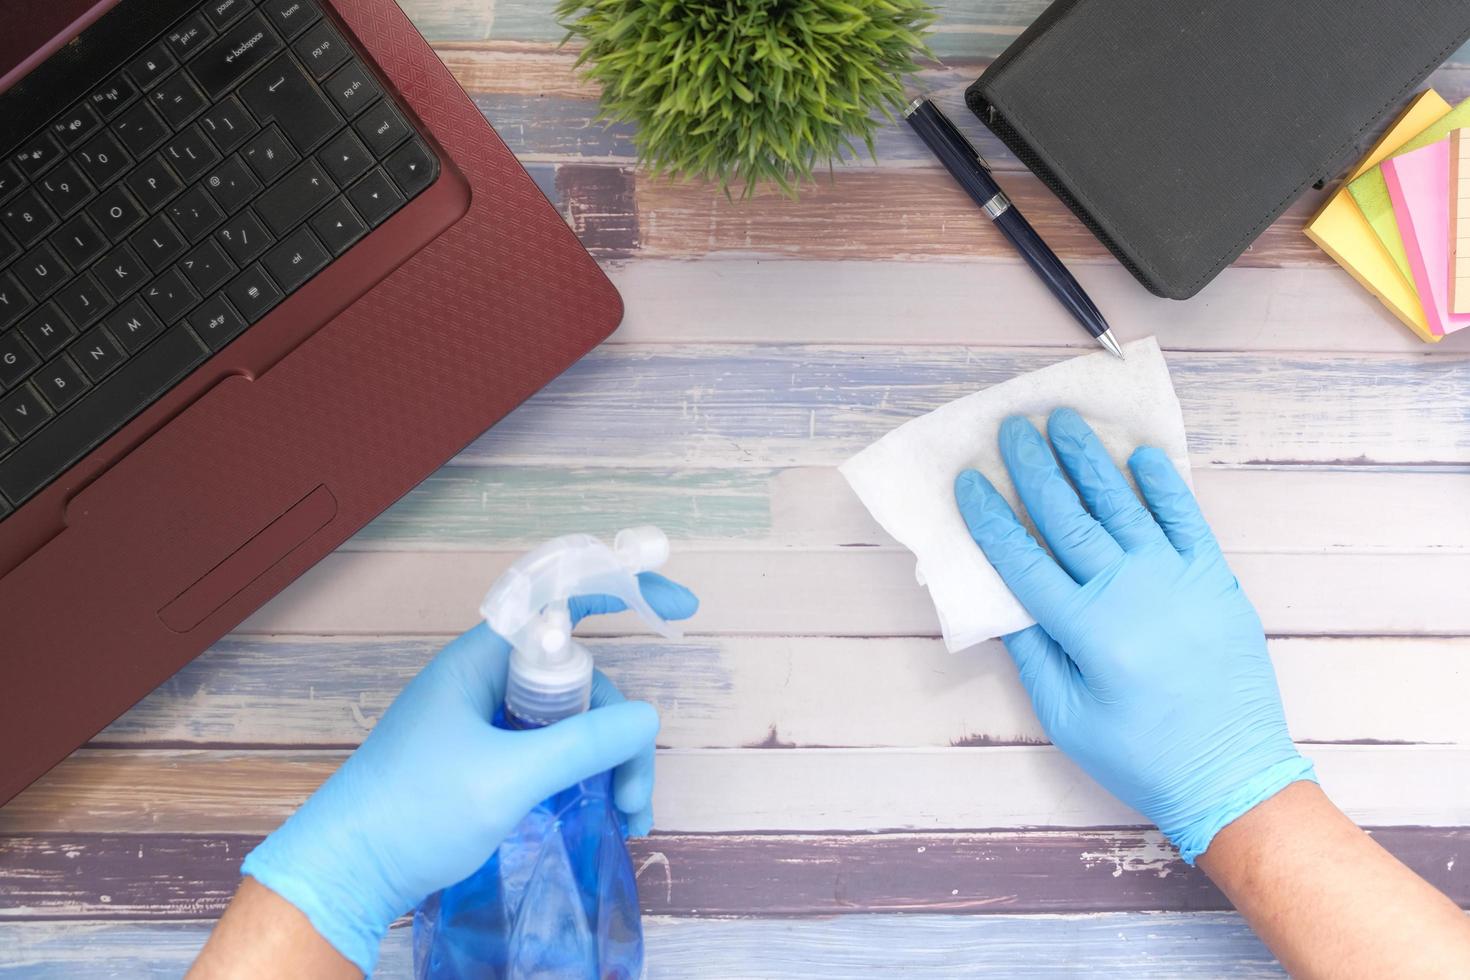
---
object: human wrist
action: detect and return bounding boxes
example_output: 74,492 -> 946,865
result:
1161,753 -> 1317,865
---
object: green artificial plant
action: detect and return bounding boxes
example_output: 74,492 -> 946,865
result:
556,0 -> 936,197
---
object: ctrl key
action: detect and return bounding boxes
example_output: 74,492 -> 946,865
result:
188,293 -> 248,350
225,264 -> 282,323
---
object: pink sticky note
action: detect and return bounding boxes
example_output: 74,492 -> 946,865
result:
1382,140 -> 1470,336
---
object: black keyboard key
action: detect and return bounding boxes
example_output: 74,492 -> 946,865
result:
353,100 -> 411,159
0,160 -> 25,204
162,126 -> 221,183
204,0 -> 253,29
0,271 -> 34,328
0,333 -> 40,389
0,425 -> 13,459
225,263 -> 282,321
127,155 -> 184,212
255,159 -> 335,235
0,385 -> 52,441
50,213 -> 108,269
179,238 -> 236,294
88,76 -> 138,120
73,326 -> 128,381
88,184 -> 147,240
263,0 -> 321,39
0,228 -> 16,267
51,104 -> 102,150
199,97 -> 259,155
347,168 -> 403,227
14,133 -> 63,179
204,155 -> 261,212
53,272 -> 108,327
36,159 -> 95,218
324,60 -> 381,120
15,243 -> 70,300
317,128 -> 371,185
191,12 -> 284,99
214,209 -> 272,264
95,243 -> 149,301
33,355 -> 90,411
166,185 -> 225,242
262,225 -> 328,292
131,213 -> 188,271
104,297 -> 165,354
143,267 -> 200,323
17,304 -> 75,358
240,55 -> 342,153
188,292 -> 248,349
309,196 -> 366,255
112,102 -> 171,158
1,188 -> 58,246
241,125 -> 298,183
150,72 -> 209,128
125,42 -> 177,92
384,139 -> 435,198
74,132 -> 129,188
293,21 -> 350,80
0,326 -> 207,504
166,13 -> 216,60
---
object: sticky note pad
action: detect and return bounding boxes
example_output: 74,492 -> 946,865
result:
1305,90 -> 1449,342
1349,97 -> 1470,287
1453,129 -> 1470,315
1382,140 -> 1470,337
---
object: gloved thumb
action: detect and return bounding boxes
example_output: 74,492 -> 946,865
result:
511,700 -> 662,807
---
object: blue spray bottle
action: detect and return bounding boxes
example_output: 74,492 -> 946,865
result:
412,527 -> 680,980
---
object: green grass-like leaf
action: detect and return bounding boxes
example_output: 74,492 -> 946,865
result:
555,0 -> 936,198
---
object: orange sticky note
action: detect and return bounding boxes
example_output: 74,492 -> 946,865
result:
1305,90 -> 1450,343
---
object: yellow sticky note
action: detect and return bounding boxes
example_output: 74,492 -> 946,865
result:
1306,91 -> 1450,343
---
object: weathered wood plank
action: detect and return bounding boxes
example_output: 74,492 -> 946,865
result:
605,260 -> 1463,353
241,549 -> 1470,637
91,636 -> 1470,749
1,828 -> 1464,920
348,465 -> 1470,553
0,913 -> 1289,978
4,746 -> 1467,834
427,347 -> 1470,469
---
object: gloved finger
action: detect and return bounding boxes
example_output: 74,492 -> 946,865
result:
1128,447 -> 1222,564
569,572 -> 700,627
1002,625 -> 1079,723
423,622 -> 513,720
1000,415 -> 1125,583
591,671 -> 656,831
1046,408 -> 1169,554
955,468 -> 1078,627
513,699 -> 661,810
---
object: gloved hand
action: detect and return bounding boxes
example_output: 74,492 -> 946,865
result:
954,408 -> 1313,865
241,573 -> 698,974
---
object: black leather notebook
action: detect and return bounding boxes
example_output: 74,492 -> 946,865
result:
966,0 -> 1470,300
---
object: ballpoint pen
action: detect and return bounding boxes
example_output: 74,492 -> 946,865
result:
904,97 -> 1123,359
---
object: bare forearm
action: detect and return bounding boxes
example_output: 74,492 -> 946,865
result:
188,877 -> 361,980
1199,782 -> 1470,979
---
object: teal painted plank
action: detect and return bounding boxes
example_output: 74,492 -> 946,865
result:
0,913 -> 1285,978
447,347 -> 1470,468
351,466 -> 770,546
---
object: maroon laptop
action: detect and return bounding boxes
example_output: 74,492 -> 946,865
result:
0,0 -> 623,805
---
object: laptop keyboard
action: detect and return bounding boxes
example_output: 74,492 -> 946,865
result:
0,0 -> 439,520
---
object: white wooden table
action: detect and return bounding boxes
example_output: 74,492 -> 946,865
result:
2,2 -> 1469,976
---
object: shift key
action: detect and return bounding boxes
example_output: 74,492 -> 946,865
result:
189,13 -> 283,98
254,159 -> 336,235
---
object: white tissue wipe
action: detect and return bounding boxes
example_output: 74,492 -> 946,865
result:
839,337 -> 1190,652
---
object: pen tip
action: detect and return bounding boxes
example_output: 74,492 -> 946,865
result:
1097,329 -> 1124,359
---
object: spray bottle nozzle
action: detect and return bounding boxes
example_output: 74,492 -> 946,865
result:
482,526 -> 679,727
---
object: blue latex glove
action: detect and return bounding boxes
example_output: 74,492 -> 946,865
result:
241,572 -> 698,974
954,408 -> 1314,865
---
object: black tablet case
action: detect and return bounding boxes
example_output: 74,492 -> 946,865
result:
965,0 -> 1470,300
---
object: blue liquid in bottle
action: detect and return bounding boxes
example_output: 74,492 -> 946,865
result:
412,709 -> 643,980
